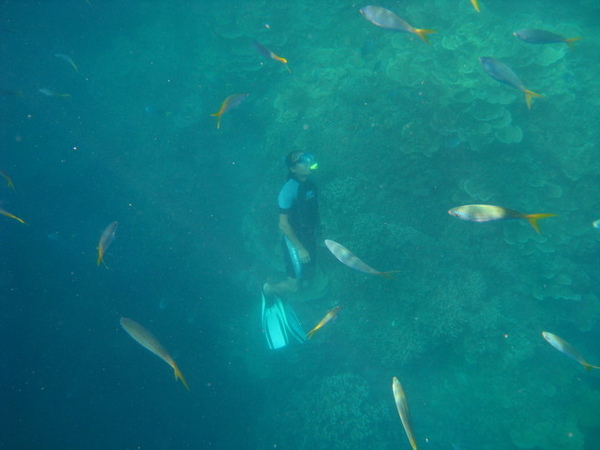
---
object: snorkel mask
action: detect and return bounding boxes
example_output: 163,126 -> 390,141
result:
295,153 -> 318,170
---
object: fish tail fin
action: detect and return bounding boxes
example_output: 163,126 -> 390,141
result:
173,364 -> 190,390
565,37 -> 582,49
524,90 -> 543,109
210,112 -> 222,129
270,53 -> 291,73
524,213 -> 556,233
271,53 -> 288,65
413,29 -> 436,44
97,252 -> 109,268
379,270 -> 401,280
306,329 -> 317,340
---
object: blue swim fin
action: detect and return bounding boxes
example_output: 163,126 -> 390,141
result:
261,290 -> 306,350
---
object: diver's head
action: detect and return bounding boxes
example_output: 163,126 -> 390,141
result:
285,151 -> 318,171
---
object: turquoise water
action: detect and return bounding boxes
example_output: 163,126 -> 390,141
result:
1,0 -> 599,449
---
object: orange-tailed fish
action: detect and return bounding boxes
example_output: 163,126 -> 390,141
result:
0,88 -> 23,97
0,169 -> 15,189
392,377 -> 418,450
97,221 -> 117,266
0,207 -> 25,224
252,41 -> 291,73
542,331 -> 600,371
324,239 -> 398,278
55,53 -> 79,72
513,29 -> 582,48
448,204 -> 555,233
359,6 -> 436,44
479,57 -> 542,109
120,317 -> 190,390
306,306 -> 341,339
39,88 -> 71,97
470,0 -> 480,12
211,93 -> 249,129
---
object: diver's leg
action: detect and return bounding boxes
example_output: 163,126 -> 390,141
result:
264,236 -> 303,296
264,277 -> 299,296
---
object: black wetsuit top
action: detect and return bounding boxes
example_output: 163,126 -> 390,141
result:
278,177 -> 319,278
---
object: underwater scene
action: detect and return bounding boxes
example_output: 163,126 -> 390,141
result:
1,0 -> 600,449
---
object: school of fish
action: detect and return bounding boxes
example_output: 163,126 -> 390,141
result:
1,1 -> 593,447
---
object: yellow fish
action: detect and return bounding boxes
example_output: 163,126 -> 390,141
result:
97,221 -> 118,266
542,331 -> 600,371
211,93 -> 249,129
39,88 -> 71,97
470,0 -> 480,12
392,377 -> 418,450
448,204 -> 555,233
359,6 -> 436,44
55,53 -> 79,72
306,305 -> 341,339
479,57 -> 542,109
252,41 -> 291,73
120,317 -> 189,390
0,169 -> 15,190
0,207 -> 25,224
325,239 -> 398,278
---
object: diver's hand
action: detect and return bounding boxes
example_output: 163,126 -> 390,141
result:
298,247 -> 311,263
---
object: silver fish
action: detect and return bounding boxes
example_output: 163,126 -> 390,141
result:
542,331 -> 600,371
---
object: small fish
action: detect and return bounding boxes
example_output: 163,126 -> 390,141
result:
542,331 -> 600,371
0,169 -> 15,189
97,221 -> 118,266
359,6 -> 436,43
306,306 -> 341,339
39,88 -> 71,97
448,204 -> 555,233
0,88 -> 23,97
252,41 -> 291,73
0,207 -> 26,224
325,239 -> 398,278
392,377 -> 418,450
592,219 -> 600,229
55,53 -> 79,72
470,0 -> 480,12
513,29 -> 582,48
120,317 -> 189,390
211,93 -> 249,129
479,57 -> 542,109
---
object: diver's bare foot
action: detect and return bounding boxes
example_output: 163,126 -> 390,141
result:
262,283 -> 273,296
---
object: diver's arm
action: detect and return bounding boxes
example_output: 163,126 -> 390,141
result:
279,214 -> 310,262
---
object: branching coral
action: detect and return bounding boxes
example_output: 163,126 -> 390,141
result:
279,373 -> 390,449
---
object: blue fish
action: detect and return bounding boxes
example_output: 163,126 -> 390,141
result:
479,57 -> 542,109
513,29 -> 581,48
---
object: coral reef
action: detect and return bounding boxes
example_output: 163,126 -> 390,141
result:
275,373 -> 391,449
233,2 -> 600,448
